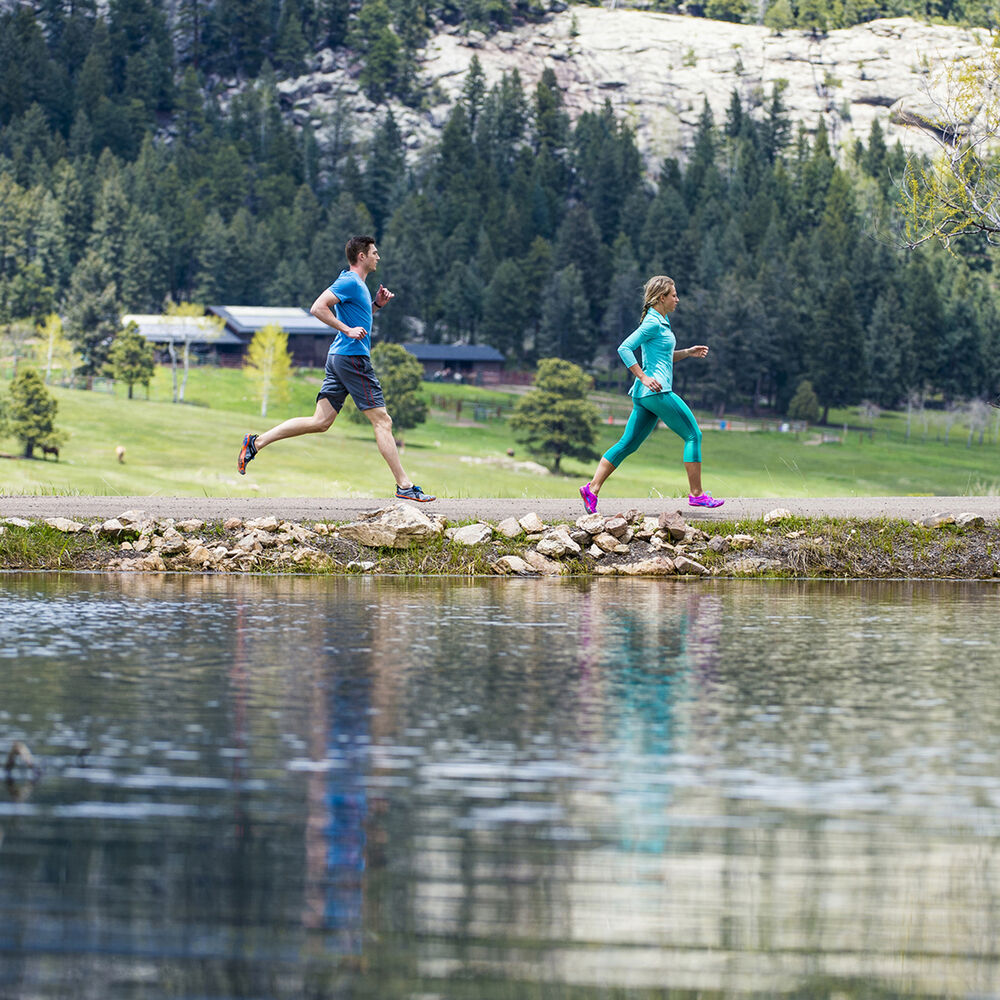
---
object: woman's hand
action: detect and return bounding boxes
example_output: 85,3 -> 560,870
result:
641,374 -> 663,392
686,345 -> 709,359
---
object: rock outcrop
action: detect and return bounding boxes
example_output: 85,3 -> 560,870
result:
267,12 -> 981,168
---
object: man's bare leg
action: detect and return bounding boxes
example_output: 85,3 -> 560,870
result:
363,406 -> 411,487
254,398 -> 338,451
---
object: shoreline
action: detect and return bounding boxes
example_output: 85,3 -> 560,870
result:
2,503 -> 998,580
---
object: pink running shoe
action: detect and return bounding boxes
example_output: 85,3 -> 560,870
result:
689,493 -> 725,508
579,482 -> 598,514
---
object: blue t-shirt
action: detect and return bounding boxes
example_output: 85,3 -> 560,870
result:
327,270 -> 374,357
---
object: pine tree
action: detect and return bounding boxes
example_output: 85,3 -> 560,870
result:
553,205 -> 607,330
275,0 -> 308,76
365,111 -> 406,236
7,366 -> 62,459
601,234 -> 642,357
536,264 -> 590,365
510,358 -> 600,473
351,0 -> 401,103
109,320 -> 156,398
64,249 -> 121,381
463,56 -> 487,133
480,258 -> 529,357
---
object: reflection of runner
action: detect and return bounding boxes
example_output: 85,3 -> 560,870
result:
580,276 -> 723,513
237,235 -> 435,502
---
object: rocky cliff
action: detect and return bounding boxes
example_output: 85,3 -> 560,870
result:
267,10 -> 981,170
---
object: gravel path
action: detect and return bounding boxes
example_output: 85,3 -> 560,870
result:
2,495 -> 997,523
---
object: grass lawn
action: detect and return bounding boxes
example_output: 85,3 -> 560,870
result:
1,365 -> 999,498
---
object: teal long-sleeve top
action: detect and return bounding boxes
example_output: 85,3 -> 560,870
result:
618,308 -> 675,399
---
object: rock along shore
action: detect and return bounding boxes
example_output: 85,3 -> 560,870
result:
2,504 -> 998,579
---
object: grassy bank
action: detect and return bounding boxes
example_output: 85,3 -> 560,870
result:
1,366 -> 999,498
2,513 -> 998,579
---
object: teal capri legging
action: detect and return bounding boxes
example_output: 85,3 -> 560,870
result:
603,391 -> 702,466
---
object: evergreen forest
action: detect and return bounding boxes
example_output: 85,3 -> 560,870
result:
2,0 -> 999,419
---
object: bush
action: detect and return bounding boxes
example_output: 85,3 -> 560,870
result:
787,379 -> 820,423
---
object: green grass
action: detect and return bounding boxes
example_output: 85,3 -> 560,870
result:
2,365 -> 999,498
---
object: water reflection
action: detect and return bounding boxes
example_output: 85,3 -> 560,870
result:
1,573 -> 998,998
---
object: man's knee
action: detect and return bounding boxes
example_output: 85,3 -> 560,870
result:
312,400 -> 337,431
366,407 -> 392,431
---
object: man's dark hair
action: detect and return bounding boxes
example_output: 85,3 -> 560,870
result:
345,235 -> 376,264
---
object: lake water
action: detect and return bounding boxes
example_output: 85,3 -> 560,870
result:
1,574 -> 998,999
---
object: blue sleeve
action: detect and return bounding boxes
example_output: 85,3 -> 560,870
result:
617,313 -> 654,368
330,272 -> 356,303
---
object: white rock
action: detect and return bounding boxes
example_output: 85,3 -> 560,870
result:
523,549 -> 565,575
246,516 -> 280,531
44,517 -> 84,533
339,504 -> 443,548
176,519 -> 206,533
518,512 -> 547,533
673,555 -> 709,575
159,528 -> 187,555
451,522 -> 493,546
496,517 -> 523,538
763,508 -> 794,524
591,531 -> 620,553
917,512 -> 954,528
1,517 -> 33,528
604,515 -> 629,538
955,512 -> 985,528
575,513 -> 605,535
617,556 -> 676,576
635,517 -> 660,539
491,555 -> 538,575
535,527 -> 582,558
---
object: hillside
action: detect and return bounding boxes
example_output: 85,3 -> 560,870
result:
277,11 -> 982,166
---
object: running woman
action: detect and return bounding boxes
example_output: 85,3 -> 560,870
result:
579,275 -> 723,513
237,235 -> 435,502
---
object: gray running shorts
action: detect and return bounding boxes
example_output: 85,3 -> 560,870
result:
317,353 -> 386,411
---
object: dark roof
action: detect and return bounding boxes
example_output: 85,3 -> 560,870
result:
403,343 -> 505,363
209,306 -> 330,336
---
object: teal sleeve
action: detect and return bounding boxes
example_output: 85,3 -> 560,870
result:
617,314 -> 653,368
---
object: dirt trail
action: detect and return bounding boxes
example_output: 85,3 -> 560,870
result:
2,495 -> 997,524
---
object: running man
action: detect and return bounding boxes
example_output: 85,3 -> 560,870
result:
238,235 -> 435,502
579,275 -> 723,513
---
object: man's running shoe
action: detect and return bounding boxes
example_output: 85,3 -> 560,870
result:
395,484 -> 435,502
579,482 -> 598,514
689,492 -> 724,508
238,434 -> 258,475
